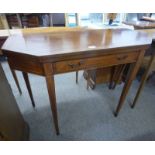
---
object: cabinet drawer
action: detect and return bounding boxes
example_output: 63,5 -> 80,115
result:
54,52 -> 139,74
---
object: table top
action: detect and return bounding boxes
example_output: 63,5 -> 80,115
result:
123,21 -> 155,29
137,29 -> 155,36
141,16 -> 155,22
0,27 -> 85,38
1,29 -> 152,60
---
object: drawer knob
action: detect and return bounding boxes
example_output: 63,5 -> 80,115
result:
68,60 -> 84,68
117,55 -> 128,61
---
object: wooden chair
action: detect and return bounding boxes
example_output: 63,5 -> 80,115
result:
83,65 -> 126,90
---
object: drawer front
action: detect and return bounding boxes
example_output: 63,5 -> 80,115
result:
54,52 -> 139,74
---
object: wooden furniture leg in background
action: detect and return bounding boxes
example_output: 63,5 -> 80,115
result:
76,71 -> 78,84
10,68 -> 22,95
109,65 -> 125,90
83,70 -> 96,89
131,54 -> 155,108
109,66 -> 116,89
114,50 -> 145,116
112,64 -> 126,89
87,71 -> 90,90
86,70 -> 95,90
43,63 -> 59,135
22,72 -> 35,108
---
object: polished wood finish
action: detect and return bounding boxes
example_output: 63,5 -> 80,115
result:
131,54 -> 155,108
1,29 -> 151,134
43,63 -> 59,135
8,56 -> 44,75
114,50 -> 145,116
2,29 -> 150,57
123,21 -> 155,29
54,51 -> 139,74
22,72 -> 35,107
21,26 -> 87,34
128,29 -> 155,108
141,16 -> 155,22
0,32 -> 22,95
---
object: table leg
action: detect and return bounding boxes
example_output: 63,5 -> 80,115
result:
131,54 -> 155,108
43,64 -> 59,135
22,72 -> 35,108
10,68 -> 22,95
114,50 -> 145,116
76,71 -> 78,84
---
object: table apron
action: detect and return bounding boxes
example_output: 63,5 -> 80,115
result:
8,57 -> 44,75
7,50 -> 140,76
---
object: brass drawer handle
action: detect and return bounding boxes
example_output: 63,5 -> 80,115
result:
117,55 -> 128,61
68,63 -> 79,68
68,60 -> 85,68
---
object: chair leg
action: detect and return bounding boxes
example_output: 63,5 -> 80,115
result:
112,64 -> 126,89
109,65 -> 124,90
109,66 -> 116,89
87,70 -> 90,90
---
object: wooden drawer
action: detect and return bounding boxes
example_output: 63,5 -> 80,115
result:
54,51 -> 139,74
